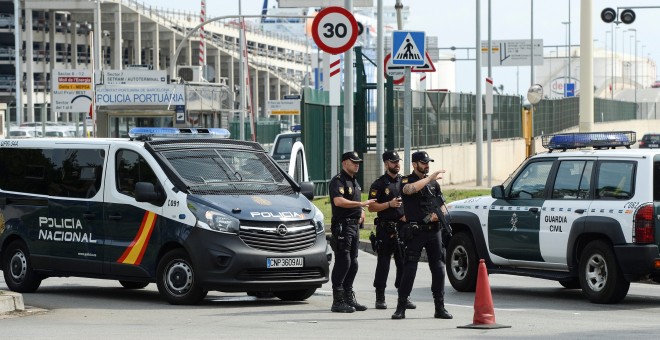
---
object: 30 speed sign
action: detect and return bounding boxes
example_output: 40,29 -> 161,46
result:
311,6 -> 358,55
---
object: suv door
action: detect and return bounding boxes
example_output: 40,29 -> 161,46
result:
539,159 -> 594,267
488,159 -> 554,263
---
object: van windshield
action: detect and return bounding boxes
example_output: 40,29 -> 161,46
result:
161,148 -> 295,195
272,133 -> 301,160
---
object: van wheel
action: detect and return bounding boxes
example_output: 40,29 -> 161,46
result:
446,232 -> 478,292
578,240 -> 630,304
156,249 -> 207,305
119,280 -> 149,289
2,240 -> 42,293
274,288 -> 316,301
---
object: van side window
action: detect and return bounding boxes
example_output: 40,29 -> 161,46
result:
596,161 -> 635,200
0,148 -> 50,195
49,149 -> 105,199
116,150 -> 158,198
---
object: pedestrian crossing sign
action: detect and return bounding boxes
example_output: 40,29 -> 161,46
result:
392,31 -> 425,66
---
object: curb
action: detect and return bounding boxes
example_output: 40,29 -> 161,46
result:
0,290 -> 24,314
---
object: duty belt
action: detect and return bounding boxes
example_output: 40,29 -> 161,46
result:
333,218 -> 360,225
378,220 -> 400,232
410,222 -> 439,232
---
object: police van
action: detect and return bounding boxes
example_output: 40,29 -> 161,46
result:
0,128 -> 329,305
447,131 -> 660,304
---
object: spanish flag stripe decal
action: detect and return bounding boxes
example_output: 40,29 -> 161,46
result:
117,211 -> 157,265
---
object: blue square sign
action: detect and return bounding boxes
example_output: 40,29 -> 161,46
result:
392,31 -> 425,66
564,83 -> 575,97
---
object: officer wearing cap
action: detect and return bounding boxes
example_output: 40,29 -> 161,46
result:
329,151 -> 376,313
392,151 -> 452,320
367,150 -> 416,310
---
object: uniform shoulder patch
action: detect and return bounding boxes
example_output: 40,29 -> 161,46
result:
402,178 -> 409,183
370,189 -> 378,197
339,187 -> 345,194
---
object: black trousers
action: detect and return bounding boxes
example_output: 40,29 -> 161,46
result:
373,223 -> 404,290
397,227 -> 446,301
331,222 -> 360,290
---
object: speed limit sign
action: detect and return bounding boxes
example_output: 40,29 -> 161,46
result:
311,6 -> 358,54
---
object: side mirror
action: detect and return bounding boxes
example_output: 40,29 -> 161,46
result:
491,185 -> 505,199
135,182 -> 164,205
299,181 -> 315,200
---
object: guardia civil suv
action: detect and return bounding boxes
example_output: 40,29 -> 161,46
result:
446,131 -> 660,304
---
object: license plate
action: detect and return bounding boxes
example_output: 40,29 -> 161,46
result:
650,144 -> 658,148
267,257 -> 303,268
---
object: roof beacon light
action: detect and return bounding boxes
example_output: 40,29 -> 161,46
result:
128,127 -> 231,140
541,131 -> 636,152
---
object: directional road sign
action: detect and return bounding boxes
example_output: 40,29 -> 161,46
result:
392,31 -> 425,66
311,6 -> 358,55
481,39 -> 543,66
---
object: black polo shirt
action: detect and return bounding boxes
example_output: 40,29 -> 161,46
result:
401,172 -> 442,223
329,170 -> 363,220
368,173 -> 404,221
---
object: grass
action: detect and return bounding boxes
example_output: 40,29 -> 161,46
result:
312,189 -> 491,240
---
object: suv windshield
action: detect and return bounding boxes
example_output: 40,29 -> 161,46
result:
161,148 -> 295,195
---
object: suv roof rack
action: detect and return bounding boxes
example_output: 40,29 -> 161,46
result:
541,131 -> 636,152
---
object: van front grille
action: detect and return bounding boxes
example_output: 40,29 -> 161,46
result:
239,221 -> 317,252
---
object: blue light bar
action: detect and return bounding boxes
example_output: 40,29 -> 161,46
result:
128,127 -> 231,139
541,131 -> 636,151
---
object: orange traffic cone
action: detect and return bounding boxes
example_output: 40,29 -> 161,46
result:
458,259 -> 511,329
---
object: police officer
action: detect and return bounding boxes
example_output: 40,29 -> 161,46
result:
392,151 -> 452,320
367,150 -> 416,310
329,151 -> 376,313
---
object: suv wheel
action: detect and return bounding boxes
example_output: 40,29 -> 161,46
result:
446,232 -> 478,292
156,249 -> 207,305
2,240 -> 42,292
578,240 -> 630,303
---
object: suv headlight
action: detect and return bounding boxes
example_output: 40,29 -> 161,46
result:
188,200 -> 239,234
312,205 -> 325,234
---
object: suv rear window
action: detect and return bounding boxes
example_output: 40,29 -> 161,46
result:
596,161 -> 635,199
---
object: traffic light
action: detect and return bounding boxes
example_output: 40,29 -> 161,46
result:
600,7 -> 636,25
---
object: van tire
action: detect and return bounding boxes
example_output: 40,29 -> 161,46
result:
446,232 -> 478,292
578,240 -> 630,304
119,280 -> 149,289
274,288 -> 316,301
2,240 -> 42,293
156,249 -> 207,305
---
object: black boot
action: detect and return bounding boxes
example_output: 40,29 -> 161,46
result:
375,289 -> 387,309
344,289 -> 368,311
405,297 -> 417,309
391,297 -> 407,319
433,298 -> 453,319
331,289 -> 355,313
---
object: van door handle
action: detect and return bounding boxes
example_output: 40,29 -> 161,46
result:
108,214 -> 122,221
575,209 -> 585,214
529,207 -> 539,213
83,213 -> 96,220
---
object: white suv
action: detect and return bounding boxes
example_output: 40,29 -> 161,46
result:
447,131 -> 660,304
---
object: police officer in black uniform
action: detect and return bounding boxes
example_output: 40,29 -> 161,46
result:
367,150 -> 416,310
392,151 -> 453,320
329,151 -> 376,313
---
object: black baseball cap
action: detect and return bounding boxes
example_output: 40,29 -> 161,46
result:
382,150 -> 401,162
342,151 -> 363,163
412,151 -> 434,163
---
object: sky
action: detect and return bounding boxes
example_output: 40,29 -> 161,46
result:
154,0 -> 660,97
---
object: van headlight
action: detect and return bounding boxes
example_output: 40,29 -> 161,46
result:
312,205 -> 325,234
188,200 -> 239,234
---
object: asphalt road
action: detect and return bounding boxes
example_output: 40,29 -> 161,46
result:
3,250 -> 660,339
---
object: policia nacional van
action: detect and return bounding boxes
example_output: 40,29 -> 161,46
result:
447,131 -> 660,304
0,128 -> 329,304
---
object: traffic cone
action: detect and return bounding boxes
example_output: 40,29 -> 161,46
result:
458,259 -> 511,329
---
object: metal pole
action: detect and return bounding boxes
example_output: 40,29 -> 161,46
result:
13,0 -> 21,131
238,2 -> 245,140
475,0 -> 483,186
567,0 -> 571,84
376,0 -> 384,174
530,0 -> 535,154
487,0 -> 492,187
578,0 -> 594,132
344,0 -> 354,152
